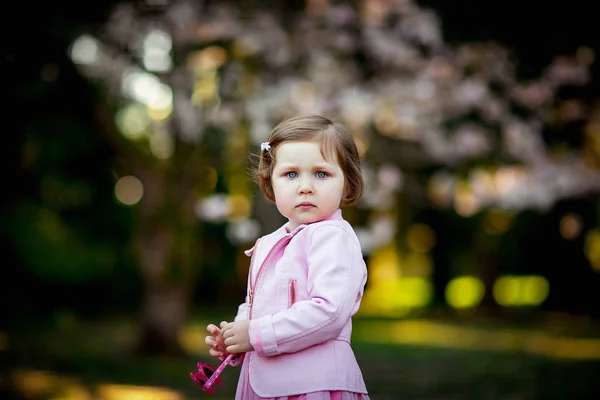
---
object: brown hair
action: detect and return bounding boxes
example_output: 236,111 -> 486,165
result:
255,115 -> 364,207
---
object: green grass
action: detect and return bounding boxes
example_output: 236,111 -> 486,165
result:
4,312 -> 600,399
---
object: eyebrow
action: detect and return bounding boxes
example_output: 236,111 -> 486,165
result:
276,162 -> 336,169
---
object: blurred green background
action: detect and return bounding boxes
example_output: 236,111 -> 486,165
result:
3,0 -> 600,399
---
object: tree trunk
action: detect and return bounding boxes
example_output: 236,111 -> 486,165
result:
136,280 -> 190,355
131,165 -> 198,356
474,232 -> 501,314
133,219 -> 194,356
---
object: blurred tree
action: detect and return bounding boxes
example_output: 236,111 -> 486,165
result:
61,0 -> 600,353
3,0 -> 135,318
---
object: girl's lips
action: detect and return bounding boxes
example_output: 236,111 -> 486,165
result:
297,202 -> 315,208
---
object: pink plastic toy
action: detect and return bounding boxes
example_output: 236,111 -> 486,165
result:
190,354 -> 234,395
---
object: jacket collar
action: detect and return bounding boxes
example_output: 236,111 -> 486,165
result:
281,208 -> 343,237
245,209 -> 344,257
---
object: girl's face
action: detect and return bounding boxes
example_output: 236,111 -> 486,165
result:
271,140 -> 345,230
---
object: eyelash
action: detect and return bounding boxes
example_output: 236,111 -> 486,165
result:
284,171 -> 329,179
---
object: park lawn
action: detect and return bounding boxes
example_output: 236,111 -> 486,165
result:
4,312 -> 600,399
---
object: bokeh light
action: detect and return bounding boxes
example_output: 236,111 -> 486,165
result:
445,275 -> 485,309
493,275 -> 550,307
114,175 -> 144,206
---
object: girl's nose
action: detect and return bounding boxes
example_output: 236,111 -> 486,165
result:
297,178 -> 314,194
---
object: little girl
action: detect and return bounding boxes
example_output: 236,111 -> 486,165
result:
205,115 -> 370,399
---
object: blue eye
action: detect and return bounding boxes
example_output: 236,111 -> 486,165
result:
286,171 -> 298,179
315,171 -> 328,179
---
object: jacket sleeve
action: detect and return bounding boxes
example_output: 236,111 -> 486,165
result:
234,300 -> 249,322
248,224 -> 367,357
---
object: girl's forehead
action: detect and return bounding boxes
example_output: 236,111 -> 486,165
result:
274,140 -> 339,164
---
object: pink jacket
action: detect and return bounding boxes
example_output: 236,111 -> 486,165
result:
233,209 -> 369,397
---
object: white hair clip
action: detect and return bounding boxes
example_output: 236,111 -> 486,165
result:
260,142 -> 271,151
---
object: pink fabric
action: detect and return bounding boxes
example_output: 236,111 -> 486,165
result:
235,356 -> 370,400
248,317 -> 264,355
233,209 -> 369,397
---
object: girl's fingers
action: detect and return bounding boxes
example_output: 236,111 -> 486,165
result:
205,336 -> 216,346
207,324 -> 220,334
209,348 -> 223,358
223,322 -> 234,331
226,344 -> 241,354
222,326 -> 236,339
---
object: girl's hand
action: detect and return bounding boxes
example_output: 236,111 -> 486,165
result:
204,321 -> 229,358
222,320 -> 253,353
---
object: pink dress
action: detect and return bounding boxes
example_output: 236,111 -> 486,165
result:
235,355 -> 370,400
